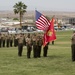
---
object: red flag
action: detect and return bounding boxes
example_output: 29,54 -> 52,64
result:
43,18 -> 56,46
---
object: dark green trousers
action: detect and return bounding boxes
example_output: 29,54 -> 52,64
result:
71,44 -> 75,61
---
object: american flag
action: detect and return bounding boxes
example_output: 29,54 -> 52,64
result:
35,10 -> 50,31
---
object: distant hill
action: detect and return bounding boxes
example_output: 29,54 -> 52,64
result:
0,10 -> 75,19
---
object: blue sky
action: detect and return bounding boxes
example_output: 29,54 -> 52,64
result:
0,0 -> 75,12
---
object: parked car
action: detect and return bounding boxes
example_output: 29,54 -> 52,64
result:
1,28 -> 8,32
8,30 -> 16,34
54,26 -> 58,30
36,29 -> 44,32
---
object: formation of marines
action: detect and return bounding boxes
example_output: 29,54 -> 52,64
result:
0,33 -> 49,58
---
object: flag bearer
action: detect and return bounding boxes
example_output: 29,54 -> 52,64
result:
43,42 -> 49,57
37,35 -> 43,58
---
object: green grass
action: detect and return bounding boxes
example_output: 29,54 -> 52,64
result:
0,30 -> 75,75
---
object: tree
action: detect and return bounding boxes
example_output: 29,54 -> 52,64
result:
13,1 -> 27,28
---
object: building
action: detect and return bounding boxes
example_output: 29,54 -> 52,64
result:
69,18 -> 75,25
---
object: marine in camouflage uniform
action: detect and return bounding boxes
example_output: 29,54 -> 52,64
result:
9,34 -> 13,47
32,34 -> 38,58
14,34 -> 18,47
17,33 -> 24,56
0,34 -> 2,48
71,31 -> 75,61
26,34 -> 32,58
43,42 -> 49,57
37,36 -> 43,58
6,34 -> 10,47
2,34 -> 6,47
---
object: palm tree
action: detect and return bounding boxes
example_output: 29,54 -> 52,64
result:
13,1 -> 27,28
